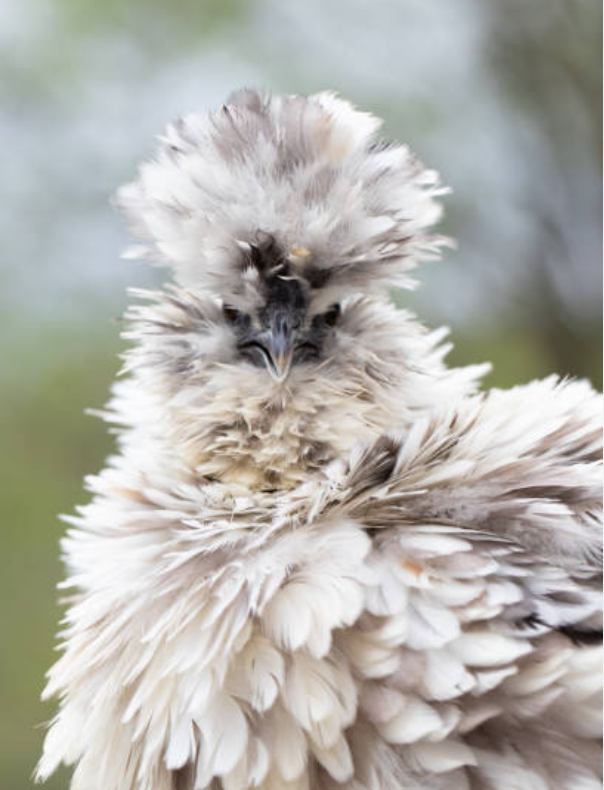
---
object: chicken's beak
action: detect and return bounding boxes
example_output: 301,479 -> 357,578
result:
265,322 -> 295,382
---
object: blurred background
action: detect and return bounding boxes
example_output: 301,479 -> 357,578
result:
1,0 -> 601,786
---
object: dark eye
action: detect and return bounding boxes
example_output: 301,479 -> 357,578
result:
222,304 -> 240,324
323,303 -> 340,327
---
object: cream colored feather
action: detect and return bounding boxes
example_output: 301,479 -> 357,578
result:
38,90 -> 602,790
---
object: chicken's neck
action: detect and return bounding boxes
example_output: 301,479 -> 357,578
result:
176,382 -> 396,491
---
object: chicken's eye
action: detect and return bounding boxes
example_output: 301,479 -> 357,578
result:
222,304 -> 240,324
323,304 -> 340,327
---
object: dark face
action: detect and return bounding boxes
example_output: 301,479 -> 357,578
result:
223,273 -> 340,381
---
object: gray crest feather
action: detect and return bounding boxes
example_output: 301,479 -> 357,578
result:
116,89 -> 449,305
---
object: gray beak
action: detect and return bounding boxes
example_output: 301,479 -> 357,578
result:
264,319 -> 296,381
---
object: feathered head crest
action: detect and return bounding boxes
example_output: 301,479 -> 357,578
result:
116,89 -> 450,305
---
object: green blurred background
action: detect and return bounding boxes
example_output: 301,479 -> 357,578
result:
1,0 -> 601,787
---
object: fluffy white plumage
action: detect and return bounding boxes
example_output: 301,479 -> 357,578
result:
38,90 -> 602,790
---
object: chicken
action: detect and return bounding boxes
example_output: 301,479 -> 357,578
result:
37,89 -> 602,790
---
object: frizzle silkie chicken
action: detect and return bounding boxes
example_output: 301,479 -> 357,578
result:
37,90 -> 603,790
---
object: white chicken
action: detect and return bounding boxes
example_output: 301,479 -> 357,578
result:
38,89 -> 602,790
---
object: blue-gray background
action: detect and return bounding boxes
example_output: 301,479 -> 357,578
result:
1,1 -> 601,787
